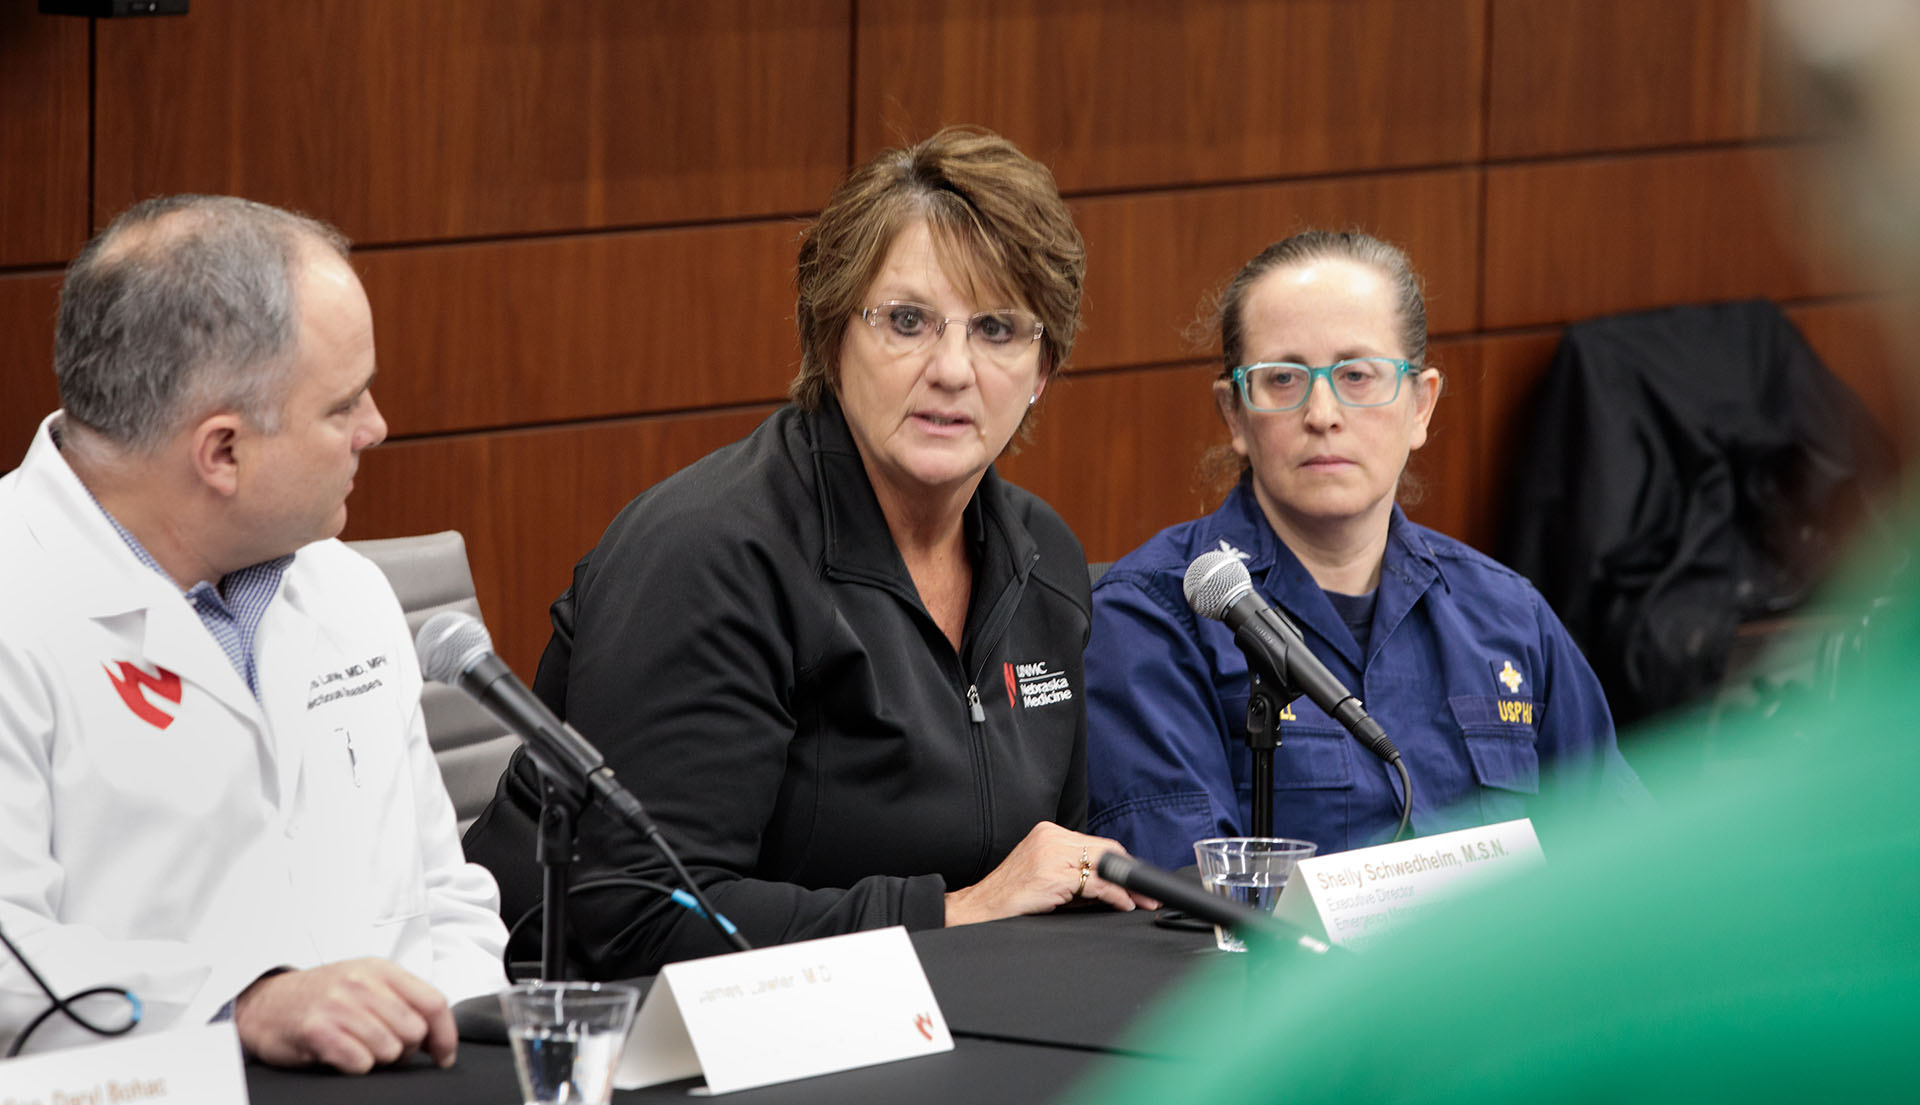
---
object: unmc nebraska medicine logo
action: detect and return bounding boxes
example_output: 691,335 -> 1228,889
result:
1004,658 -> 1073,709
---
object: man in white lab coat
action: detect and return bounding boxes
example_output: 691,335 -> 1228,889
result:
0,196 -> 508,1072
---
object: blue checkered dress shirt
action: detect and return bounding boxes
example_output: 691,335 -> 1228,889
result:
92,501 -> 292,701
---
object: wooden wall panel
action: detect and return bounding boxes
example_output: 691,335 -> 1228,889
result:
10,0 -> 1865,672
1483,147 -> 1859,331
997,363 -> 1225,561
93,0 -> 850,245
1461,330 -> 1561,556
1488,0 -> 1802,158
1070,169 -> 1481,372
856,0 -> 1486,192
1406,334 -> 1491,548
1787,299 -> 1916,461
358,221 -> 801,436
0,274 -> 62,466
0,3 -> 89,266
342,407 -> 777,674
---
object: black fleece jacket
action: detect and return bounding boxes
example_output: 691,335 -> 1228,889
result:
463,398 -> 1091,976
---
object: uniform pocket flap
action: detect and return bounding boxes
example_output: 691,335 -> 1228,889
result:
1459,731 -> 1541,795
1271,728 -> 1354,790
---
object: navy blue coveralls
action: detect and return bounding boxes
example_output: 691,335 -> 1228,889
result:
1085,481 -> 1645,869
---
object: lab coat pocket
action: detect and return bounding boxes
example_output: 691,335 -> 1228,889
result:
300,695 -> 429,930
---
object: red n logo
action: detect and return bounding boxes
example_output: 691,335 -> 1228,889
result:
102,661 -> 183,730
1003,662 -> 1017,708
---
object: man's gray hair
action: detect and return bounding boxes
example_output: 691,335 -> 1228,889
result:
54,195 -> 351,452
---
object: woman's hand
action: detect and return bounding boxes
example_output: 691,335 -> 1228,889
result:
943,821 -> 1160,926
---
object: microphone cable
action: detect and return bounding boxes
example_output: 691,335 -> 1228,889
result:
502,875 -> 745,982
1389,757 -> 1413,842
0,921 -> 142,1058
1323,693 -> 1414,842
415,611 -> 751,956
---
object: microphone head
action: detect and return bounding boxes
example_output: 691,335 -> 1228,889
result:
1183,550 -> 1253,621
415,610 -> 494,685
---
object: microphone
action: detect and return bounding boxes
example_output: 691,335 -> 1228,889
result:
414,611 -> 751,953
1184,551 -> 1414,841
416,611 -> 609,810
1183,551 -> 1401,766
1095,853 -> 1332,956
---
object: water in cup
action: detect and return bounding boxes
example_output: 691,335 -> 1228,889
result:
509,1022 -> 624,1105
499,981 -> 640,1105
1193,836 -> 1317,952
1203,869 -> 1288,952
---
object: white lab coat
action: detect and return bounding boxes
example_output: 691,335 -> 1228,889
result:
0,415 -> 508,1053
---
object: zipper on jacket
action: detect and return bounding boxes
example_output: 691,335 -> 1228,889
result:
960,547 -> 1036,876
962,676 -> 994,876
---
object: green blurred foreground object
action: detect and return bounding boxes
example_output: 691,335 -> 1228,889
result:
1067,522 -> 1920,1104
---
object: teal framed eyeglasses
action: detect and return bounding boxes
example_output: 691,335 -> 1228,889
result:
1229,357 -> 1418,412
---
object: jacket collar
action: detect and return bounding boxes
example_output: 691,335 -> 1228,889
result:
1203,477 -> 1444,670
806,395 -> 1038,604
9,413 -> 267,720
13,413 -> 179,620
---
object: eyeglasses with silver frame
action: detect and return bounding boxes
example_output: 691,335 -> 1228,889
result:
858,301 -> 1044,365
1229,357 -> 1419,412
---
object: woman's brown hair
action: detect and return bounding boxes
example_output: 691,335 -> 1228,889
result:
791,127 -> 1085,411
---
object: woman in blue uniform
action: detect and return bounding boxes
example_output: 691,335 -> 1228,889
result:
1084,231 -> 1642,868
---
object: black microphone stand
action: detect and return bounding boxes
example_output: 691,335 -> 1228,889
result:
534,777 -> 587,982
1235,630 -> 1305,839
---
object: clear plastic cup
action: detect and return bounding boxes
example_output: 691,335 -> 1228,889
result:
499,981 -> 641,1105
1193,836 -> 1318,951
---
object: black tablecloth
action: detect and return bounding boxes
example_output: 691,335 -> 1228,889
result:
246,1035 -> 1170,1105
245,907 -> 1224,1104
909,907 -> 1218,1054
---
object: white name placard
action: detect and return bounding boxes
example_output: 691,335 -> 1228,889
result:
614,926 -> 952,1096
1274,818 -> 1545,950
0,1022 -> 247,1105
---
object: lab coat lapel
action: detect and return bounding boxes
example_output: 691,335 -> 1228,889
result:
14,416 -> 271,772
257,566 -> 327,813
133,594 -> 267,731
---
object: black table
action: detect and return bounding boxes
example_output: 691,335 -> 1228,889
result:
246,908 -> 1224,1104
912,906 -> 1223,1055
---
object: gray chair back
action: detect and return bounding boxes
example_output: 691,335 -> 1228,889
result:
346,530 -> 517,834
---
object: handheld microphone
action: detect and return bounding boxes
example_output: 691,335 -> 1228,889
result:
1094,853 -> 1332,956
1184,551 -> 1414,841
414,611 -> 751,953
